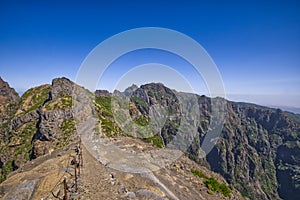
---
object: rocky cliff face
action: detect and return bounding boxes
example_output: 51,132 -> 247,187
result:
205,103 -> 300,200
0,77 -> 20,134
31,78 -> 78,158
0,77 -> 81,182
95,89 -> 111,97
0,77 -> 21,181
0,77 -> 19,104
118,83 -> 300,200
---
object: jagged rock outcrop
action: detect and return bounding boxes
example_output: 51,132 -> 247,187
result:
95,89 -> 111,97
11,111 -> 39,130
31,78 -> 79,158
0,77 -> 82,181
0,77 -> 20,131
33,109 -> 73,143
51,77 -> 74,99
0,77 -> 19,104
123,84 -> 138,97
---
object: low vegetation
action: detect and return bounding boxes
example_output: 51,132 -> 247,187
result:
94,96 -> 113,118
133,115 -> 149,126
0,121 -> 38,183
191,169 -> 208,179
13,121 -> 37,161
191,169 -> 231,197
0,160 -> 13,183
143,135 -> 164,148
130,96 -> 149,110
56,118 -> 76,148
99,116 -> 123,137
44,95 -> 72,110
204,177 -> 231,197
94,96 -> 124,137
17,84 -> 50,115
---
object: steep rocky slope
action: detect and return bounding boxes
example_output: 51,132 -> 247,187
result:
0,77 -> 21,182
119,83 -> 300,200
202,102 -> 300,200
0,77 -> 80,182
0,77 -> 19,117
0,77 -> 20,142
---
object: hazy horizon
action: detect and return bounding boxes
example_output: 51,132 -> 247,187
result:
1,1 -> 299,111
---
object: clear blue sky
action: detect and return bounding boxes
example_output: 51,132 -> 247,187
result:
0,0 -> 299,108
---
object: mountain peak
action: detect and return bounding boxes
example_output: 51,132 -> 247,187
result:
0,76 -> 20,103
123,84 -> 138,96
51,77 -> 76,99
95,89 -> 111,97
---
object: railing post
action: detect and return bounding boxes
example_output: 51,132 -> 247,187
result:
78,155 -> 80,176
63,177 -> 68,200
74,158 -> 78,193
79,138 -> 83,167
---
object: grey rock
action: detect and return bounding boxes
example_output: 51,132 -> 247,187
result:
4,179 -> 37,200
0,77 -> 20,103
11,111 -> 39,130
51,77 -> 75,100
95,89 -> 111,97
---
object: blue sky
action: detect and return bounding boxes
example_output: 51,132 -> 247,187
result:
0,0 -> 299,109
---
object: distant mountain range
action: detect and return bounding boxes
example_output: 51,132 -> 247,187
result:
0,76 -> 299,200
268,105 -> 300,115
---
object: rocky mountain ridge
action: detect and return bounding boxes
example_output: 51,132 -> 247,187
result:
0,77 -> 243,200
0,77 -> 299,199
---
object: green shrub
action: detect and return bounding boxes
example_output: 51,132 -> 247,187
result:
191,169 -> 208,179
57,119 -> 76,148
130,96 -> 149,109
191,168 -> 232,197
207,189 -> 214,195
134,116 -> 149,126
204,177 -> 231,197
19,85 -> 50,114
0,160 -> 13,183
95,96 -> 113,117
144,135 -> 164,148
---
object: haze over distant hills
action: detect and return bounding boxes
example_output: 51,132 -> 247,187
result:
269,106 -> 300,115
